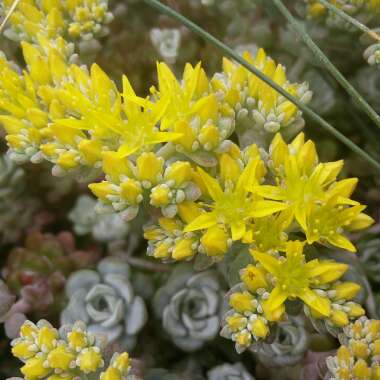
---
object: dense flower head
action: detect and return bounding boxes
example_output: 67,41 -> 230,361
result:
144,132 -> 372,264
221,241 -> 365,352
326,317 -> 380,379
11,319 -> 131,380
1,0 -> 113,43
211,48 -> 312,140
254,133 -> 373,252
151,61 -> 236,158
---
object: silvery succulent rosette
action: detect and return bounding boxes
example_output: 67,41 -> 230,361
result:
251,317 -> 309,368
69,195 -> 129,242
207,363 -> 255,380
61,257 -> 147,349
153,264 -> 226,352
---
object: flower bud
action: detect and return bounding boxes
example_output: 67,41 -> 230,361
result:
250,318 -> 269,339
136,152 -> 163,185
235,330 -> 252,348
330,309 -> 349,327
120,179 -> 142,204
240,265 -> 268,292
47,344 -> 75,370
153,242 -> 171,259
174,120 -> 196,151
226,315 -> 247,332
21,357 -> 50,379
102,151 -> 132,181
332,282 -> 361,301
37,326 -> 58,351
350,341 -> 369,359
200,225 -> 229,256
150,184 -> 171,207
172,238 -> 196,260
337,345 -> 351,366
353,359 -> 370,380
165,161 -> 192,185
199,124 -> 220,150
78,139 -> 103,164
77,348 -> 103,373
219,153 -> 240,184
346,302 -> 365,318
229,292 -> 255,313
101,367 -> 122,380
57,151 -> 78,169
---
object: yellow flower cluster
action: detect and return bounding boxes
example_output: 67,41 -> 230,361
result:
145,132 -> 372,262
213,50 -> 312,138
11,319 -> 131,380
221,241 -> 365,352
0,0 -> 375,359
1,0 -> 113,43
326,317 -> 380,380
0,2 -> 315,227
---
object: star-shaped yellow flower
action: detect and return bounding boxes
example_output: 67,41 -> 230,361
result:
184,153 -> 287,241
252,241 -> 348,319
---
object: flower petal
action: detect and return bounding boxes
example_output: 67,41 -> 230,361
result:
327,233 -> 356,252
197,167 -> 223,201
251,251 -> 280,274
231,221 -> 246,241
183,212 -> 218,232
299,288 -> 330,317
250,200 -> 288,218
265,286 -> 287,311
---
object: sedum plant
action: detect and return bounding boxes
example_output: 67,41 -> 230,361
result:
153,264 -> 225,352
0,0 -> 379,379
61,257 -> 147,350
10,319 -> 132,380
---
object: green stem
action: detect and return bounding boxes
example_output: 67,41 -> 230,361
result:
0,0 -> 21,33
317,0 -> 380,43
273,0 -> 380,131
142,0 -> 380,172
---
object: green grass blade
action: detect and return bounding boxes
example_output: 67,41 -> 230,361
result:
317,0 -> 380,43
273,0 -> 380,131
143,0 -> 380,173
0,0 -> 21,33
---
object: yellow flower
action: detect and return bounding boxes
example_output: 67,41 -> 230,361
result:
77,347 -> 104,373
243,211 -> 291,252
153,62 -> 235,153
254,133 -> 373,250
240,264 -> 268,293
304,199 -> 373,252
252,241 -> 348,318
112,352 -> 130,373
67,329 -> 87,350
21,356 -> 51,379
249,317 -> 269,339
184,153 -> 287,242
229,292 -> 256,313
37,326 -> 58,351
47,344 -> 76,370
12,341 -> 35,361
117,75 -> 182,156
